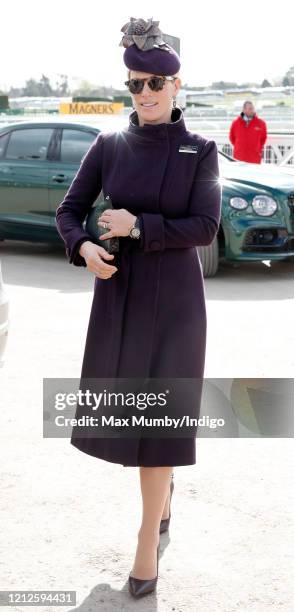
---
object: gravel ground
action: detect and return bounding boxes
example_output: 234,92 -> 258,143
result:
0,240 -> 294,612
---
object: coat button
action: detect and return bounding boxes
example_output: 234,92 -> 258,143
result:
149,240 -> 160,250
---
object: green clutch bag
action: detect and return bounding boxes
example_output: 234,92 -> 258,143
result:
85,194 -> 120,254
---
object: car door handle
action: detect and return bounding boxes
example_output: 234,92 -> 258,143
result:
51,174 -> 68,183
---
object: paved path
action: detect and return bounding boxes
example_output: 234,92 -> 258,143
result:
1,240 -> 293,611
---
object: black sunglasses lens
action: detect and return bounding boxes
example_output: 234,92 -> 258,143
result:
149,77 -> 165,91
128,79 -> 144,94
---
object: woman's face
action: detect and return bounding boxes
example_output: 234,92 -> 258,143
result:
129,70 -> 181,126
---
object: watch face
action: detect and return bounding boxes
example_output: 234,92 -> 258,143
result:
130,227 -> 140,238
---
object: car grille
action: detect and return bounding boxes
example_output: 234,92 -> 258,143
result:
288,193 -> 294,204
287,193 -> 294,233
243,228 -> 294,253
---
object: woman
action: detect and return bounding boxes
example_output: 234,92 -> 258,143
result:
55,17 -> 221,599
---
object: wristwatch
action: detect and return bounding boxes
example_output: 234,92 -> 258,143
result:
129,216 -> 141,239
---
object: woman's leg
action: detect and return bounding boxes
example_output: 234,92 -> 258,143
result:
130,466 -> 174,580
161,474 -> 173,520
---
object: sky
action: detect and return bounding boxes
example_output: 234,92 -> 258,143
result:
1,0 -> 293,92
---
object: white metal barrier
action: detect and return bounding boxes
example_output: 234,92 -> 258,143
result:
200,131 -> 294,166
1,113 -> 294,166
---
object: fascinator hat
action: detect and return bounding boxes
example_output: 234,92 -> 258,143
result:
119,17 -> 181,76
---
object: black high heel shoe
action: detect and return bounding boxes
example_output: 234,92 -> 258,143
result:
128,543 -> 160,598
160,473 -> 174,534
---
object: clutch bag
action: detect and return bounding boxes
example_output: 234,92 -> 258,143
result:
85,194 -> 120,254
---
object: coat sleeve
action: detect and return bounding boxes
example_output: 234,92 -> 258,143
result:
229,121 -> 236,145
55,132 -> 104,266
136,140 -> 222,252
260,120 -> 267,147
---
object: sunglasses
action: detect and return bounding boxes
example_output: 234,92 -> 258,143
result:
124,75 -> 176,94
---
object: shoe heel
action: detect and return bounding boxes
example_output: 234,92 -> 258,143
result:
128,544 -> 160,598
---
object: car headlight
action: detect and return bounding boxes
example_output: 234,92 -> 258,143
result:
252,195 -> 277,216
229,197 -> 248,210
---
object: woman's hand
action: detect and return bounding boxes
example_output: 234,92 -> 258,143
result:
97,209 -> 136,240
79,241 -> 118,279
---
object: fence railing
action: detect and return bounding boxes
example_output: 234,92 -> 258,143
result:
200,131 -> 294,165
1,111 -> 294,166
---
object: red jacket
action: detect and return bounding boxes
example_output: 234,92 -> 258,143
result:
229,113 -> 267,163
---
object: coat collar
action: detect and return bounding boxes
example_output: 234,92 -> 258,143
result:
240,111 -> 256,121
127,106 -> 187,138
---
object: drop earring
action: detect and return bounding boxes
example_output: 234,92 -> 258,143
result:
172,97 -> 177,109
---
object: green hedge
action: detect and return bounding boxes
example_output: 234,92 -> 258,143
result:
0,95 -> 9,110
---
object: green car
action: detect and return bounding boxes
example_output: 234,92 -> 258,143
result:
199,152 -> 294,275
0,120 -> 294,277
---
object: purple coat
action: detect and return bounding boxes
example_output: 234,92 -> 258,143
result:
55,107 -> 221,467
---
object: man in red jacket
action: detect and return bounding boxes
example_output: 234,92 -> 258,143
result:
229,100 -> 267,163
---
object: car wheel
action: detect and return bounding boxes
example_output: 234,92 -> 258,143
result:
197,236 -> 219,277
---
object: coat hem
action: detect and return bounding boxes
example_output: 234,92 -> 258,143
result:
70,438 -> 196,467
